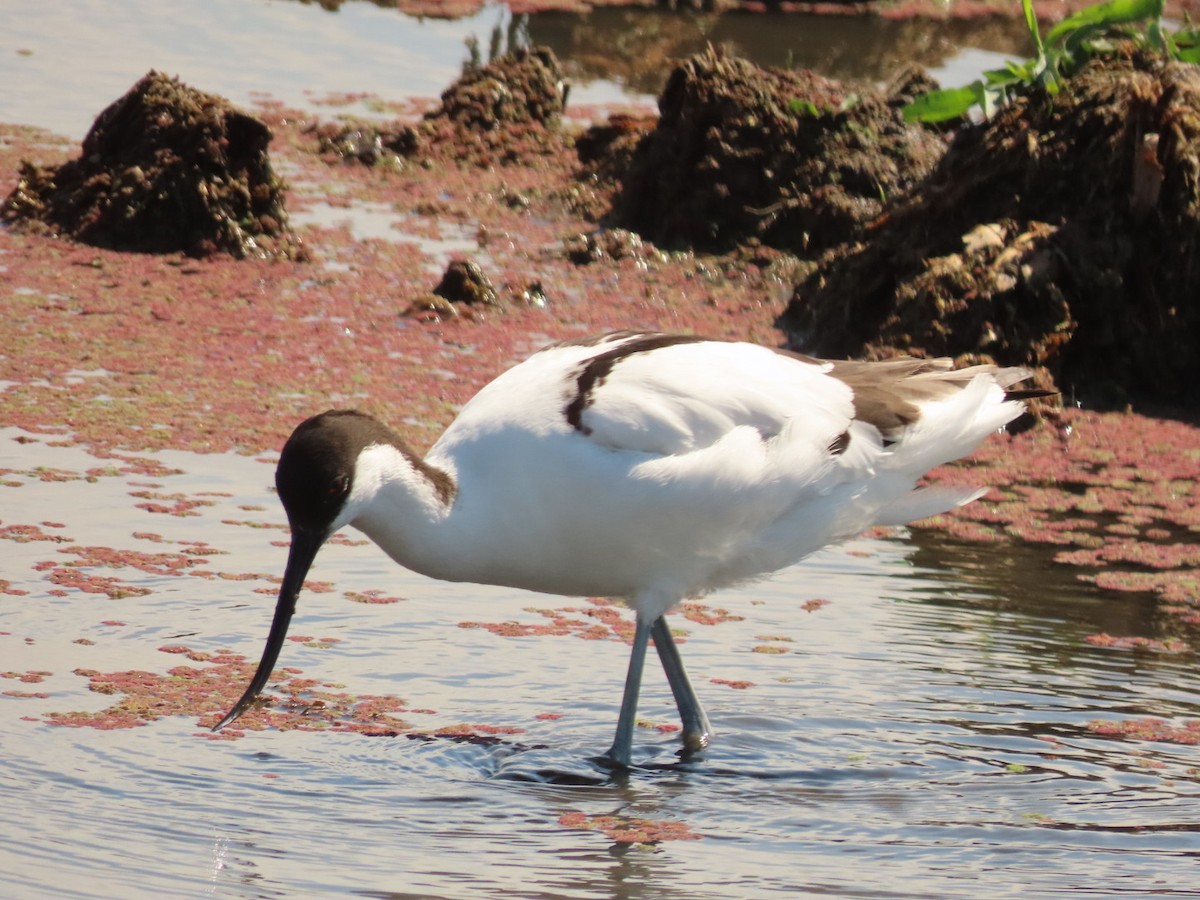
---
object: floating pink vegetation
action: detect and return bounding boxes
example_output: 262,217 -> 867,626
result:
35,563 -> 151,599
40,645 -> 414,734
3,672 -> 53,697
222,518 -> 286,531
557,811 -> 702,844
1088,717 -> 1200,745
344,589 -> 404,604
0,521 -> 75,544
459,597 -> 635,642
679,601 -> 744,625
433,723 -> 524,737
29,542 -> 217,599
459,619 -> 572,637
459,597 -> 746,644
1085,633 -> 1190,653
1057,542 -> 1200,570
710,677 -> 755,689
57,544 -> 211,577
918,408 -> 1200,652
286,635 -> 341,649
130,490 -> 216,517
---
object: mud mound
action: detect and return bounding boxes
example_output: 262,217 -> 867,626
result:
608,47 -> 944,253
780,54 -> 1200,407
403,45 -> 567,165
1,71 -> 301,259
320,47 -> 567,168
575,112 -> 657,186
433,45 -> 565,131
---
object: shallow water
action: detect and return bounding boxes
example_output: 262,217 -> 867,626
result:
0,0 -> 1028,140
2,431 -> 1198,898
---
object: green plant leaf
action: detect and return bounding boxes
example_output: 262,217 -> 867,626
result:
1046,0 -> 1163,45
789,98 -> 820,118
1022,0 -> 1045,52
984,60 -> 1032,88
902,83 -> 982,123
901,0 -> 1179,124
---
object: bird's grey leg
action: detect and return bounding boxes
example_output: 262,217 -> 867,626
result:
605,615 -> 652,769
651,616 -> 712,755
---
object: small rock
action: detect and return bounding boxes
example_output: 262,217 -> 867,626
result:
432,260 -> 498,306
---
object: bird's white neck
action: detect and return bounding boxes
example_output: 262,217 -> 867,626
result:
338,444 -> 459,578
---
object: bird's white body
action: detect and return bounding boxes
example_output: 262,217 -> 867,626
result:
342,333 -> 1025,623
219,331 -> 1040,767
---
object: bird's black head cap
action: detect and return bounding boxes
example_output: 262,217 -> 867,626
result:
275,410 -> 400,534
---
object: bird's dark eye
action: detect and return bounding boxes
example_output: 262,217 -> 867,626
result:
329,475 -> 349,497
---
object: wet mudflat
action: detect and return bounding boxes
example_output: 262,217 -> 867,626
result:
3,0 -> 1200,896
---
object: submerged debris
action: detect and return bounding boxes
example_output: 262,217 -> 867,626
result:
1,71 -> 302,259
606,45 -> 944,253
781,54 -> 1200,407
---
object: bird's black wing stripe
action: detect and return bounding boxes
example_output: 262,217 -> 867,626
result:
564,333 -> 707,434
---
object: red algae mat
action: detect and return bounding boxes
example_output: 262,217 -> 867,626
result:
2,94 -> 1199,756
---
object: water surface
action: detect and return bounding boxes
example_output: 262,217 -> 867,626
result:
2,431 -> 1197,898
0,0 -> 1029,139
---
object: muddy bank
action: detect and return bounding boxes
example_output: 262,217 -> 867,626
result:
779,54 -> 1200,407
5,45 -> 1198,410
0,57 -> 783,456
581,45 -> 1197,409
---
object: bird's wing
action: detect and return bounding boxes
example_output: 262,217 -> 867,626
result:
553,332 -> 855,456
439,332 -> 1030,524
535,333 -> 854,458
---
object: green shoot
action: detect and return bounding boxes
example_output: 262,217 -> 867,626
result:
903,0 -> 1197,123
